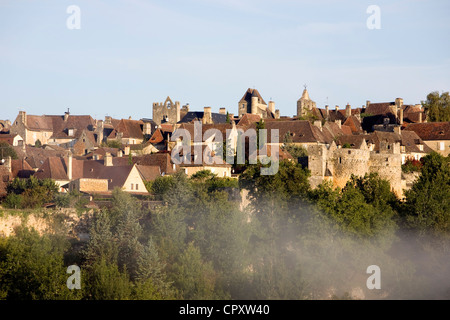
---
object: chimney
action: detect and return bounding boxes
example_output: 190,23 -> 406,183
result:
219,108 -> 226,115
395,98 -> 403,109
268,101 -> 275,113
366,100 -> 371,108
124,145 -> 130,156
313,120 -> 322,130
325,105 -> 329,120
203,107 -> 212,124
104,152 -> 113,166
68,153 -> 73,180
345,103 -> 351,118
394,126 -> 401,135
335,105 -> 340,112
19,111 -> 27,126
128,116 -> 132,120
64,108 -> 70,121
399,108 -> 404,125
118,150 -> 123,157
419,112 -> 422,123
275,109 -> 280,119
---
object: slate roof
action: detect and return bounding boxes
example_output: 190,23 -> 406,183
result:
239,88 -> 267,106
178,111 -> 228,124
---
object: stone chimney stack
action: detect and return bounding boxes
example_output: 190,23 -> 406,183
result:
325,105 -> 329,120
19,111 -> 27,126
345,103 -> 351,118
275,109 -> 280,119
366,100 -> 371,108
104,152 -> 113,166
68,153 -> 73,180
203,107 -> 212,124
399,108 -> 404,125
268,101 -> 275,114
419,112 -> 422,123
313,120 -> 322,130
219,108 -> 226,115
64,108 -> 70,121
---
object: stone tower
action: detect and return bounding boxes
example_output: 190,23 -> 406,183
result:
238,88 -> 270,118
152,96 -> 181,125
297,87 -> 316,118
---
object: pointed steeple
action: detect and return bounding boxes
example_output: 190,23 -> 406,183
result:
301,86 -> 310,100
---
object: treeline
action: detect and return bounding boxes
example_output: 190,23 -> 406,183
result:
0,152 -> 449,299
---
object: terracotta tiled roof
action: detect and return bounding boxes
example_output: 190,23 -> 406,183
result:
237,114 -> 262,127
247,120 -> 327,144
11,159 -> 34,178
12,145 -> 66,169
336,134 -> 370,149
364,102 -> 395,116
136,165 -> 161,181
133,153 -> 176,175
403,122 -> 450,140
400,131 -> 433,153
0,134 -> 20,145
343,116 -> 363,133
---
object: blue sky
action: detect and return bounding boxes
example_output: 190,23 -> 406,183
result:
1,0 -> 449,122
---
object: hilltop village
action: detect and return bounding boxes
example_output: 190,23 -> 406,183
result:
0,87 -> 449,201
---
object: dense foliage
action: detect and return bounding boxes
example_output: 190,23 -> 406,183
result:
0,153 -> 449,300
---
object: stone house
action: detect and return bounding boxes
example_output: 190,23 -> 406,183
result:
403,122 -> 450,156
10,110 -> 97,148
0,134 -> 24,147
34,153 -> 150,194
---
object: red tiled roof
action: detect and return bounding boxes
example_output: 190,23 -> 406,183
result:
136,165 -> 161,181
403,122 -> 450,140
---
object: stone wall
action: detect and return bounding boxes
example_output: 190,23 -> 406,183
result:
152,97 -> 181,125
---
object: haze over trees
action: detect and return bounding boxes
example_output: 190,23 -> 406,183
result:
0,153 -> 449,299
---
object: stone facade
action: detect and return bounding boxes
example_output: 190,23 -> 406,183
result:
69,178 -> 109,193
307,139 -> 404,198
152,96 -> 183,125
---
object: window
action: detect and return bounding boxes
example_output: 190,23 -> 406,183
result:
439,142 -> 445,151
338,157 -> 342,164
136,184 -> 139,190
131,184 -> 134,190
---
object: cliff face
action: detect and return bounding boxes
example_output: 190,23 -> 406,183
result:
0,208 -> 93,241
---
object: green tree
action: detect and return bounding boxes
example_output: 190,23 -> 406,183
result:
403,152 -> 450,236
0,142 -> 18,161
422,91 -> 450,122
170,243 -> 222,299
0,226 -> 79,300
